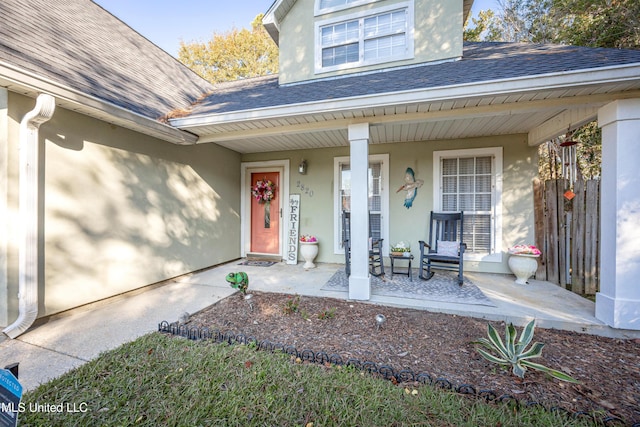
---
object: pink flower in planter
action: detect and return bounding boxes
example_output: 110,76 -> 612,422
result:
508,244 -> 541,255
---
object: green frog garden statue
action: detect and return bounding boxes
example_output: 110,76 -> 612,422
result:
225,272 -> 249,296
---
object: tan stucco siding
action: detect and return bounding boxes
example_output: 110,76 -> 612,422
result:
386,135 -> 538,274
4,94 -> 241,320
242,134 -> 538,274
278,0 -> 463,84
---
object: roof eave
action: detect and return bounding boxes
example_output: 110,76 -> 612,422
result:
463,0 -> 474,24
262,0 -> 287,45
1,62 -> 198,145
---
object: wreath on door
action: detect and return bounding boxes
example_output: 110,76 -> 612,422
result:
252,179 -> 276,204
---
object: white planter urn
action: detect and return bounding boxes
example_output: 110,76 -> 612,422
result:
508,254 -> 539,285
300,241 -> 319,269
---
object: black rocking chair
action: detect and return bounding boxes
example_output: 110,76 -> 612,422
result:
418,211 -> 466,285
342,210 -> 385,277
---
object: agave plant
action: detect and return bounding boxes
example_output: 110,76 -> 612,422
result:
475,320 -> 579,383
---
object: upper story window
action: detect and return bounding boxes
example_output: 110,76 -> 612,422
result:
316,2 -> 414,73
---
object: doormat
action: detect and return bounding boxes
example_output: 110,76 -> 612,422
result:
321,269 -> 495,307
238,260 -> 277,267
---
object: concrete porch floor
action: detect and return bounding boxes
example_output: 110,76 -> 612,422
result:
1,259 -> 638,392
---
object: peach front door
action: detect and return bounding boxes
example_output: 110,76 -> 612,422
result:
250,172 -> 280,254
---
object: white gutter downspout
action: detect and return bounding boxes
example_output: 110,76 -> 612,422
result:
3,94 -> 55,339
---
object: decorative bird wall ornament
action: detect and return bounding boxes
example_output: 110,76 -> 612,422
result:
226,272 -> 249,295
396,168 -> 424,209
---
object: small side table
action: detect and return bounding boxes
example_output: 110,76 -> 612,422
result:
389,253 -> 414,280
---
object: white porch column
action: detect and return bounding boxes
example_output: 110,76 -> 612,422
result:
596,99 -> 640,330
348,123 -> 370,300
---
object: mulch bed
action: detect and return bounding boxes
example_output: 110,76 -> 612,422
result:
179,291 -> 640,424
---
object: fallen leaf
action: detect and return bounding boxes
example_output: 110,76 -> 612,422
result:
597,399 -> 616,410
244,361 -> 253,369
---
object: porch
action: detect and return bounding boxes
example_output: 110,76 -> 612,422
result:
3,258 -> 638,392
184,260 -> 640,340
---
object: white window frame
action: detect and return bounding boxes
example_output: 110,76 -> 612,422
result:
315,0 -> 377,16
433,148 -> 503,263
315,2 -> 414,74
333,154 -> 389,255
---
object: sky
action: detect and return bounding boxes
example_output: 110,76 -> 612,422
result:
94,0 -> 497,57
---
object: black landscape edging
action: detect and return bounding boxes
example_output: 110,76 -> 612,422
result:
158,320 -> 636,426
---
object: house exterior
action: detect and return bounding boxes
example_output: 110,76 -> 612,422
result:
1,0 -> 639,335
0,0 -> 241,337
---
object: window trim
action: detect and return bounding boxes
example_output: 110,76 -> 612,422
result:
333,154 -> 389,255
315,0 -> 377,16
433,148 -> 503,263
315,2 -> 414,74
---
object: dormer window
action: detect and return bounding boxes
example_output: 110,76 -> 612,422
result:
315,3 -> 414,73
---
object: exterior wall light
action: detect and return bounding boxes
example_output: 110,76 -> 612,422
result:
298,159 -> 307,174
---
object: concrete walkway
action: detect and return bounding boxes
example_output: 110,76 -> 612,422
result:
1,260 -> 639,392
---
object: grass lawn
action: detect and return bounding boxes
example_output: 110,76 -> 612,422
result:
20,333 -> 596,426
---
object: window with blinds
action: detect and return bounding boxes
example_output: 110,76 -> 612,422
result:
320,9 -> 408,68
441,156 -> 493,254
316,3 -> 413,73
363,10 -> 407,62
338,161 -> 383,246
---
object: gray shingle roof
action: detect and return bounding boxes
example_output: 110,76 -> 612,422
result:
0,0 -> 214,120
189,42 -> 640,117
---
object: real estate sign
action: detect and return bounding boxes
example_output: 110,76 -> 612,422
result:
0,369 -> 21,427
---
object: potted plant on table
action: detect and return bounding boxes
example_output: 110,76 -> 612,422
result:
391,241 -> 411,257
299,234 -> 318,269
507,244 -> 541,285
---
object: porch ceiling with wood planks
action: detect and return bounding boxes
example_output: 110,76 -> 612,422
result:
179,82 -> 640,154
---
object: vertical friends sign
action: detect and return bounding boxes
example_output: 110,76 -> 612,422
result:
286,194 -> 300,264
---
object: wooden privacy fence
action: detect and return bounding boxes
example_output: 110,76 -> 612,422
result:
533,178 -> 600,295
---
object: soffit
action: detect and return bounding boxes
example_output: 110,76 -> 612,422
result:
183,80 -> 640,153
